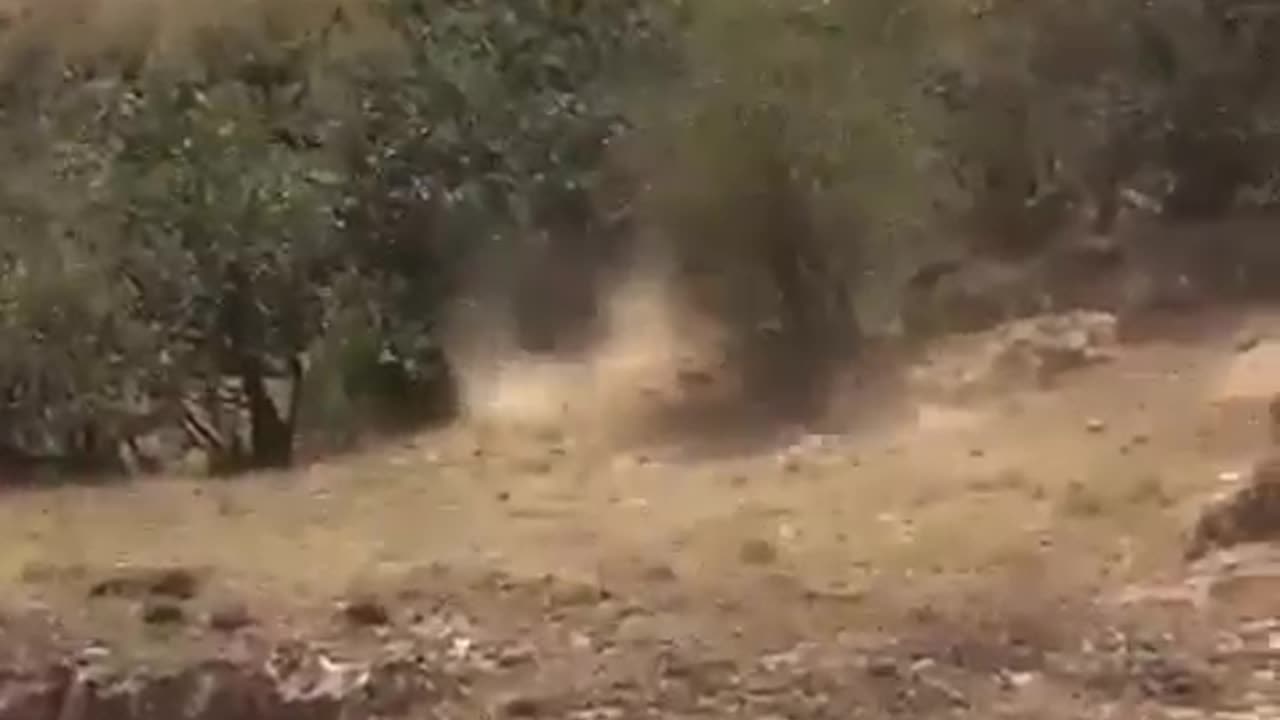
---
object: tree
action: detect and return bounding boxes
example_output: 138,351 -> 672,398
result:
0,0 -> 660,477
622,0 -> 935,416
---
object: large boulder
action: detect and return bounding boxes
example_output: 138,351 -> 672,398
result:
1186,455 -> 1280,563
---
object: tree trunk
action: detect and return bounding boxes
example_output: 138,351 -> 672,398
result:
753,158 -> 858,421
241,355 -> 294,470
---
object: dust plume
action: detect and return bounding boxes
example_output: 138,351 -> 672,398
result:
447,261 -> 736,447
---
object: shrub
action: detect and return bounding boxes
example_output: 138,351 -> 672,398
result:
620,0 -> 938,415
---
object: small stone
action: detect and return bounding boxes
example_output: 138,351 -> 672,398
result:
1086,418 -> 1107,434
1235,333 -> 1262,353
141,601 -> 186,626
866,656 -> 899,678
208,602 -> 254,633
910,657 -> 937,672
77,644 -> 111,664
739,539 -> 778,566
641,564 -> 677,583
342,597 -> 391,627
88,566 -> 201,601
499,694 -> 543,717
519,459 -> 553,475
569,632 -> 592,651
546,579 -> 606,607
969,448 -> 986,458
496,643 -> 536,668
570,706 -> 624,720
148,568 -> 200,599
615,613 -> 669,645
998,670 -> 1038,689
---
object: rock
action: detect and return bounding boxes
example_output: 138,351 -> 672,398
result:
1187,455 -> 1280,561
1236,332 -> 1263,353
1132,652 -> 1218,705
141,601 -> 186,626
495,643 -> 537,668
208,602 -> 255,633
569,706 -> 625,720
866,656 -> 900,678
0,666 -> 70,720
568,631 -> 592,651
739,538 -> 779,566
614,613 -> 660,645
1219,470 -> 1245,484
1085,418 -> 1107,434
88,566 -> 201,601
1212,341 -> 1280,409
359,658 -> 431,717
499,694 -> 545,717
545,578 -> 607,608
908,310 -> 1118,401
997,670 -> 1039,690
640,564 -> 677,583
341,597 -> 391,627
77,644 -> 112,665
148,568 -> 200,600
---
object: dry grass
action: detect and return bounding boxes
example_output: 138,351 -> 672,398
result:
0,0 -> 376,73
1,308 -> 1271,643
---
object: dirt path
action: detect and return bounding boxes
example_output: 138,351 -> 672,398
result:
2,308 -> 1280,718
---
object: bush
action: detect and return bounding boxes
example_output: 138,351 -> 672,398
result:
620,0 -> 939,415
0,0 -> 654,476
5,0 -> 1280,478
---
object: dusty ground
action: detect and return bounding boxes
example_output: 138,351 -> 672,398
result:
3,304 -> 1280,718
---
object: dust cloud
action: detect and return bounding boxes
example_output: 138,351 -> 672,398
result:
447,261 -> 737,447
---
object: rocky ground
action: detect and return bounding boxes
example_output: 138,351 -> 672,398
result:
4,307 -> 1280,719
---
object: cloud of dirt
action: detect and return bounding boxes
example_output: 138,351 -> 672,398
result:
446,255 -> 738,447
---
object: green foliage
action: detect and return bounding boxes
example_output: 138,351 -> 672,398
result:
5,0 -> 1280,477
625,0 -> 938,403
113,73 -> 338,364
332,0 -> 653,353
940,0 -> 1280,246
0,0 -> 651,475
